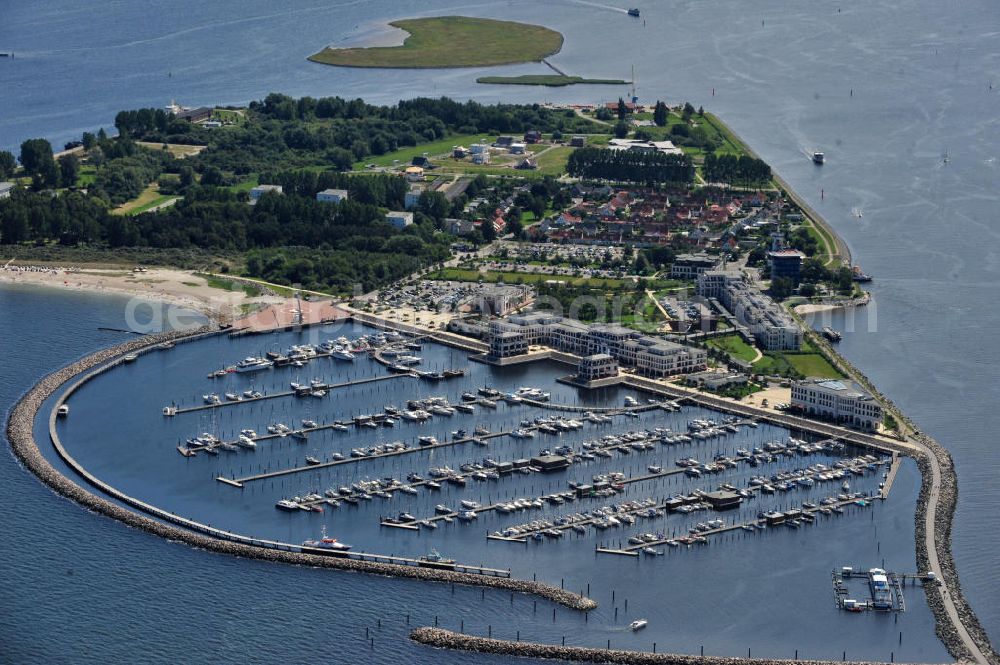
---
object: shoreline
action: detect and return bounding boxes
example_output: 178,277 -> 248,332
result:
2,113 -> 994,663
0,266 -> 237,322
704,113 -> 852,267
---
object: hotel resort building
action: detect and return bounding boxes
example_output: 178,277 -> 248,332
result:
790,378 -> 883,432
487,312 -> 707,378
697,270 -> 802,351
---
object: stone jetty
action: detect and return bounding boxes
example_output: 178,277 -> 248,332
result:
5,329 -> 595,612
410,628 -> 918,665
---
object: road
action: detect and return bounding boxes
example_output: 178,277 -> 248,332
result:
631,377 -> 990,664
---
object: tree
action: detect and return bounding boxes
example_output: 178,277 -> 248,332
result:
19,138 -> 54,175
0,150 -> 15,179
697,105 -> 704,116
613,121 -> 629,139
416,190 -> 449,222
595,107 -> 613,122
529,195 -> 546,220
481,218 -> 497,242
770,277 -> 793,300
506,216 -> 524,239
59,154 -> 80,188
81,132 -> 97,150
201,166 -> 224,186
682,102 -> 695,121
653,101 -> 668,127
617,98 -> 628,121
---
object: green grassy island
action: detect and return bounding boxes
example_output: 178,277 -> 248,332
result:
476,74 -> 628,87
308,16 -> 563,69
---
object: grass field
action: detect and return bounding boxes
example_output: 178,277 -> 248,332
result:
432,145 -> 574,178
477,75 -> 627,87
136,142 -> 206,159
753,349 -> 842,379
707,335 -> 759,362
784,353 -> 843,378
353,133 -> 491,170
309,17 -> 563,69
195,273 -> 263,297
112,183 -> 164,216
76,164 -> 97,187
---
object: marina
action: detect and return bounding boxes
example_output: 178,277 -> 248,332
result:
32,319 -> 952,662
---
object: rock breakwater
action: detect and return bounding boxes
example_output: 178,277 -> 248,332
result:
5,330 -> 596,612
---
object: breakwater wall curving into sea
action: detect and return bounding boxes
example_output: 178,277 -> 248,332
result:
795,324 -> 997,664
410,628 -> 918,665
4,328 -> 595,612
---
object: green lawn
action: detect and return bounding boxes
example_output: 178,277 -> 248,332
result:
76,164 -> 97,187
784,353 -> 843,378
127,194 -> 179,216
353,133 -> 492,170
477,75 -> 627,87
753,348 -> 843,379
707,335 -> 759,362
195,273 -> 263,297
309,17 -> 563,68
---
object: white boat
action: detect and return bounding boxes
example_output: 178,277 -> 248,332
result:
276,499 -> 300,511
123,353 -> 138,363
396,355 -> 422,365
629,619 -> 648,631
237,436 -> 257,449
302,530 -> 352,552
235,356 -> 272,373
57,404 -> 70,417
332,347 -> 355,361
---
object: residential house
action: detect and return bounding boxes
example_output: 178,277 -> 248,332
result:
316,188 -> 348,204
386,211 -> 414,230
249,184 -> 283,203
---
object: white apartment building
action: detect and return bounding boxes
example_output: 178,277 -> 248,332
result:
488,313 -> 706,377
791,378 -> 883,432
697,270 -> 802,351
578,353 -> 618,381
316,188 -> 348,204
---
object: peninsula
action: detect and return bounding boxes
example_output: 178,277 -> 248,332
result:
1,94 -> 995,665
308,16 -> 563,69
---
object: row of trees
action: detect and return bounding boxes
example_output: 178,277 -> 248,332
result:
702,153 -> 771,185
566,147 -> 694,184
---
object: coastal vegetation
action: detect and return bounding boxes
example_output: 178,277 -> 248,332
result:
308,17 -> 563,69
0,95 -> 605,293
476,75 -> 627,87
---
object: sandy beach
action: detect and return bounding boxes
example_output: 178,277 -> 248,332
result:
0,263 -> 356,333
0,266 -> 273,322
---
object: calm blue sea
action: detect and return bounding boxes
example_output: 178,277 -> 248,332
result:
2,0 -> 999,660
